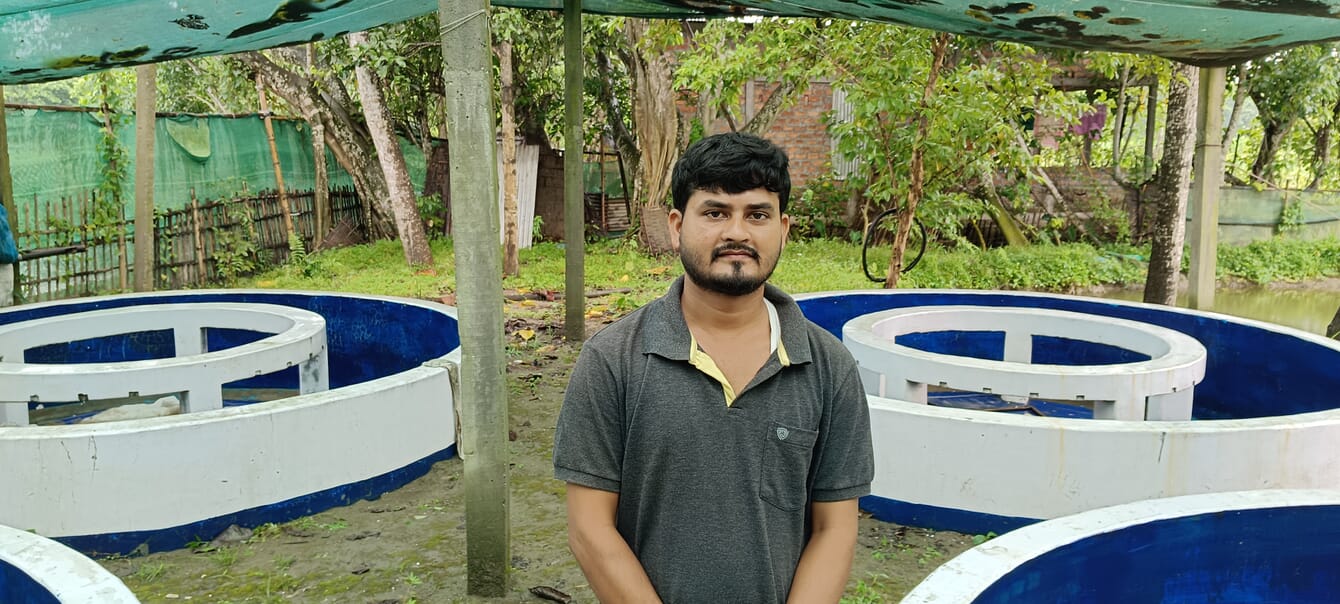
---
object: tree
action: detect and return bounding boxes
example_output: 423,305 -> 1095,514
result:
495,34 -> 521,277
158,56 -> 258,114
1143,62 -> 1198,306
827,26 -> 1080,285
350,31 -> 435,267
1244,45 -> 1340,184
240,48 -> 398,239
675,18 -> 832,137
622,18 -> 682,253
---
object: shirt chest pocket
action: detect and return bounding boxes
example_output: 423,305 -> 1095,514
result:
759,422 -> 818,512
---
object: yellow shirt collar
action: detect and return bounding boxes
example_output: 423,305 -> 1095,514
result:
688,299 -> 791,406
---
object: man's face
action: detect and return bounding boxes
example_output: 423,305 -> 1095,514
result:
669,187 -> 790,297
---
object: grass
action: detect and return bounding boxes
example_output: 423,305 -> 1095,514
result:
129,562 -> 168,583
841,573 -> 895,604
238,235 -> 1340,306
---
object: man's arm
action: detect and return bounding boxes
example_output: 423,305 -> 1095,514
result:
566,483 -> 663,604
786,499 -> 860,604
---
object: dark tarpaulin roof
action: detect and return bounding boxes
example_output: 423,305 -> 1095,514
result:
1,0 -> 1339,84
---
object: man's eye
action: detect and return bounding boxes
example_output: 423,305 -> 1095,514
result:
705,210 -> 724,218
750,212 -> 770,220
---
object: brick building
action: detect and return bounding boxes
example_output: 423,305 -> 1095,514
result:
692,79 -> 844,190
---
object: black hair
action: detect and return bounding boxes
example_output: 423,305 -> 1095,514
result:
670,132 -> 791,213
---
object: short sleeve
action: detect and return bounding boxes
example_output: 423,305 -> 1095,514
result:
553,343 -> 625,492
810,362 -> 874,502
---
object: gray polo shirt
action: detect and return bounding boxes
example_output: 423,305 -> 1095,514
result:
554,277 -> 874,603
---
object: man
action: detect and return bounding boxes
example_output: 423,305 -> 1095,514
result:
554,132 -> 873,603
0,204 -> 16,308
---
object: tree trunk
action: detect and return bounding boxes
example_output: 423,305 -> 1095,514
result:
978,165 -> 1029,247
622,18 -> 679,253
238,50 -> 397,239
1222,64 -> 1250,149
312,122 -> 330,247
497,39 -> 521,277
1250,118 -> 1293,184
1112,65 -> 1130,180
698,86 -> 720,136
885,34 -> 951,289
1144,62 -> 1199,306
741,79 -> 799,136
1307,95 -> 1340,190
350,32 -> 434,267
594,48 -> 639,173
254,74 -> 294,242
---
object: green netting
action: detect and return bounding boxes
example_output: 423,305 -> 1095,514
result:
3,107 -> 429,216
1218,187 -> 1340,226
2,0 -> 1340,87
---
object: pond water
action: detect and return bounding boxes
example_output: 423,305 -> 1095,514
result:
1098,284 -> 1338,335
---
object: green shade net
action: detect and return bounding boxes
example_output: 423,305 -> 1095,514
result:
2,0 -> 1340,86
2,107 -> 428,220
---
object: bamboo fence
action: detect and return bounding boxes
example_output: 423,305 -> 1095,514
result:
13,187 -> 364,301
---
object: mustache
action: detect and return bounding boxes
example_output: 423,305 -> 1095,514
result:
712,244 -> 759,260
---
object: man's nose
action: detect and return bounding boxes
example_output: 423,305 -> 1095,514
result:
722,214 -> 750,241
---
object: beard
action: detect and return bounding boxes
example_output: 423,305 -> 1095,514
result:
680,242 -> 779,296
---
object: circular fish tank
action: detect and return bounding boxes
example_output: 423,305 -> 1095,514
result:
0,290 -> 459,555
0,523 -> 138,603
795,289 -> 1340,535
902,489 -> 1340,603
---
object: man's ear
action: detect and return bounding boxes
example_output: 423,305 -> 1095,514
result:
668,208 -> 683,252
781,213 -> 791,246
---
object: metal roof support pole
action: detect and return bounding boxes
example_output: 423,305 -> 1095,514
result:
564,0 -> 585,342
438,0 -> 510,596
133,65 -> 157,292
1187,67 -> 1226,311
0,86 -> 16,305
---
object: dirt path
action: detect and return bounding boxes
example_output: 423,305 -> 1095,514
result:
100,310 -> 974,604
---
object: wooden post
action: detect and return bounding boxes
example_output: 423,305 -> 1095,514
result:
0,85 -> 18,305
564,0 -> 585,341
134,65 -> 157,292
438,0 -> 509,596
190,195 -> 206,284
1187,67 -> 1227,311
255,74 -> 294,242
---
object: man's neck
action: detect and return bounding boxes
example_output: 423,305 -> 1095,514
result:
679,277 -> 768,334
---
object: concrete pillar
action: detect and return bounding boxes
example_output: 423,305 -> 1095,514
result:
0,402 -> 28,426
182,388 -> 223,413
0,264 -> 11,308
1187,67 -> 1227,311
893,380 -> 929,404
563,0 -> 585,342
1003,331 -> 1032,363
438,0 -> 510,595
133,65 -> 157,292
1146,389 -> 1194,421
173,325 -> 204,357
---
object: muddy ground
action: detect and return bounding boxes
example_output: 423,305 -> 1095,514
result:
98,303 -> 976,604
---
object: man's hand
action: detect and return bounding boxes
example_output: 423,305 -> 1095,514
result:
786,499 -> 860,604
566,483 -> 663,603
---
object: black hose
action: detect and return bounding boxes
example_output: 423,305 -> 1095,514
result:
862,208 -> 927,283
